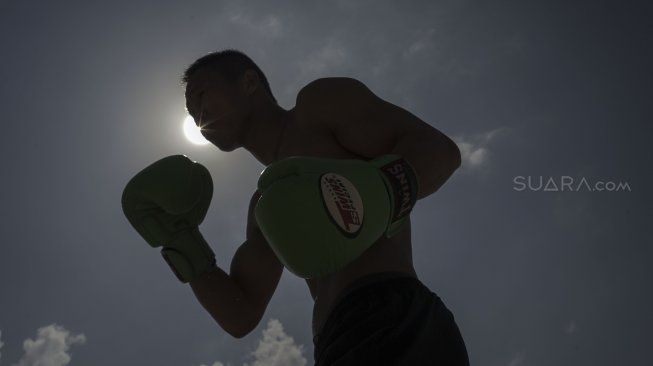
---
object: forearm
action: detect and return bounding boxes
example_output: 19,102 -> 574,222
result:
391,130 -> 461,200
189,266 -> 256,339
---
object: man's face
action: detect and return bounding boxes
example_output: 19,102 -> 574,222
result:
184,67 -> 246,151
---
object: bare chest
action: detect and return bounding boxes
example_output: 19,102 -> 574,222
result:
276,117 -> 361,161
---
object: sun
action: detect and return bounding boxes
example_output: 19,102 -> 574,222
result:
182,115 -> 210,145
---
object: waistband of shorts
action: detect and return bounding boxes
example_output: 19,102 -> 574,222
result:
332,271 -> 419,310
313,272 -> 421,348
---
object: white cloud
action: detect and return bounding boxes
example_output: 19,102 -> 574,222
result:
458,140 -> 489,168
454,127 -> 510,171
10,324 -> 86,366
200,319 -> 307,366
1,329 -> 4,363
244,319 -> 307,366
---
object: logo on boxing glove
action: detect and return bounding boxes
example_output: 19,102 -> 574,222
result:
320,173 -> 364,237
380,159 -> 418,222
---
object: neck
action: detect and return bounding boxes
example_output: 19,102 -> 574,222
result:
241,100 -> 292,166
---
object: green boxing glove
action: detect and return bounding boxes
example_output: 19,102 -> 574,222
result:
121,155 -> 217,283
255,154 -> 419,279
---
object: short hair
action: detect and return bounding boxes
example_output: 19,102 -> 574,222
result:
181,49 -> 278,104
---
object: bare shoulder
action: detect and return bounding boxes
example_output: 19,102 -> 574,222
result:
295,77 -> 383,135
297,77 -> 375,106
300,76 -> 369,92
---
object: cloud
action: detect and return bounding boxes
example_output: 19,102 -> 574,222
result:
283,38 -> 351,97
565,321 -> 578,335
1,329 -> 4,363
9,324 -> 86,366
200,319 -> 307,366
297,39 -> 350,78
228,13 -> 284,39
244,319 -> 307,366
454,127 -> 510,171
507,351 -> 526,366
457,139 -> 489,168
403,28 -> 437,58
283,36 -> 351,95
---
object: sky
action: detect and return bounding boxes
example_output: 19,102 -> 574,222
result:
0,0 -> 651,365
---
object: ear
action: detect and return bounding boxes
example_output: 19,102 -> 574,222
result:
242,69 -> 260,95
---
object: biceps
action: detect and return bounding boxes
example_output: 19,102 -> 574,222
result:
230,231 -> 283,323
234,191 -> 283,316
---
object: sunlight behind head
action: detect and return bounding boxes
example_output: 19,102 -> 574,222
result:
182,110 -> 236,145
182,115 -> 210,145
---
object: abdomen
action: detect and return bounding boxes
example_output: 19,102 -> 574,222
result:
309,217 -> 416,336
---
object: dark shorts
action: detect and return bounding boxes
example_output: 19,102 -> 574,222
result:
313,272 -> 469,366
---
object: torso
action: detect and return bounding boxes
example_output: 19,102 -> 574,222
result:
274,106 -> 417,338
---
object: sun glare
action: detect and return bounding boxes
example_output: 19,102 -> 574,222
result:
182,115 -> 210,145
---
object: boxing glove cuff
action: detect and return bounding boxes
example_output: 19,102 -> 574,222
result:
161,228 -> 217,283
371,154 -> 419,237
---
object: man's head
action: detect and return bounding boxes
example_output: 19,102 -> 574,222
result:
182,49 -> 277,105
182,49 -> 278,151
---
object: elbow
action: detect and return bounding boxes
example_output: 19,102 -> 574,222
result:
225,321 -> 254,339
440,133 -> 461,170
226,306 -> 262,339
425,136 -> 461,196
229,328 -> 252,339
443,142 -> 462,182
451,141 -> 462,170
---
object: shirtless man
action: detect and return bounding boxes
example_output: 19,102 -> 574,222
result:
123,49 -> 469,365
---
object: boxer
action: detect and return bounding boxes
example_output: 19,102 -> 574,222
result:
123,49 -> 468,365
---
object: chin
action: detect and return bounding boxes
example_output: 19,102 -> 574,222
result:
203,130 -> 240,152
218,145 -> 237,152
211,139 -> 239,152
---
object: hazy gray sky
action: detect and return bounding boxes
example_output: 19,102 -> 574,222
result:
0,0 -> 651,365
